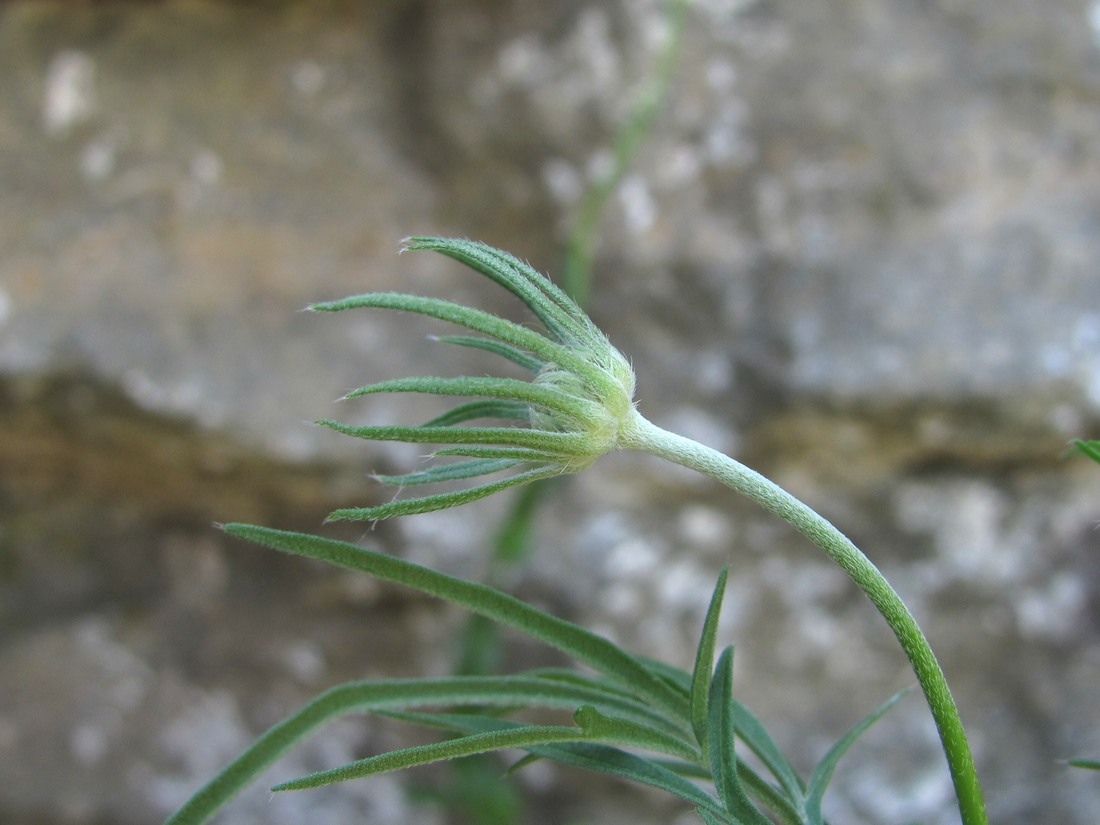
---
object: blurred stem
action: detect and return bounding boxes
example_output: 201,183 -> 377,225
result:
620,414 -> 988,825
562,0 -> 690,304
455,482 -> 552,676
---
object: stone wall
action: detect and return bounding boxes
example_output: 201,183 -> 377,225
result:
1,1 -> 1098,823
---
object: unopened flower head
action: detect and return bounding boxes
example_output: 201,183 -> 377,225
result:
311,237 -> 637,521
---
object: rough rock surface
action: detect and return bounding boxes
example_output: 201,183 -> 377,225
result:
1,1 -> 1099,824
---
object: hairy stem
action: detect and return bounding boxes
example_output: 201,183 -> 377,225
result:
619,413 -> 987,825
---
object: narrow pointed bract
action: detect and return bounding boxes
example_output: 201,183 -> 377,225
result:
312,238 -> 637,520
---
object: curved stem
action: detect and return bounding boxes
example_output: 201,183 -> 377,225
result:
619,413 -> 987,825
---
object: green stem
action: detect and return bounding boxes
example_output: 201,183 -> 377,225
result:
561,0 -> 690,304
619,413 -> 987,825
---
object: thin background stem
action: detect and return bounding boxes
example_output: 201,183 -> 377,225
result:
561,0 -> 690,305
619,414 -> 988,825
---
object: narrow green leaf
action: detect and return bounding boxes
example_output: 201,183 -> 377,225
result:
222,525 -> 690,720
503,752 -> 544,776
1073,439 -> 1100,464
638,655 -> 693,694
385,697 -> 690,758
649,757 -> 801,825
421,400 -> 532,427
452,613 -> 504,677
273,724 -> 594,791
433,334 -> 544,373
385,711 -> 728,820
403,237 -> 573,343
327,465 -> 561,521
489,477 -> 550,566
708,647 -> 773,825
393,240 -> 628,404
803,689 -> 909,824
649,758 -> 713,780
529,668 -> 660,700
611,620 -> 800,825
344,376 -> 584,421
310,292 -> 589,378
373,458 -> 524,487
534,743 -> 730,820
164,674 -> 651,825
403,237 -> 595,346
729,699 -> 805,805
317,419 -> 589,455
573,705 -> 699,762
697,809 -> 730,825
735,769 -> 805,825
691,567 -> 729,752
523,670 -> 691,740
1068,758 -> 1100,770
430,446 -> 561,462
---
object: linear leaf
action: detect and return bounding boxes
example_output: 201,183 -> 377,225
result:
433,334 -> 544,373
403,237 -> 594,346
531,667 -> 669,701
310,292 -> 588,376
430,446 -> 561,462
650,758 -> 713,780
344,376 -> 583,421
273,724 -> 595,791
379,704 -> 699,766
327,465 -> 561,520
487,475 -> 550,566
1073,438 -> 1100,464
523,670 -> 693,741
639,655 -> 693,693
317,420 -> 589,455
391,241 -> 624,400
736,770 -> 805,825
373,458 -> 524,487
469,240 -> 597,334
502,752 -> 543,776
697,810 -> 729,825
222,524 -> 690,720
386,711 -> 728,821
535,743 -> 731,820
803,689 -> 909,825
164,674 -> 657,825
708,647 -> 773,825
691,567 -> 729,752
1068,759 -> 1100,770
573,705 -> 699,762
729,698 -> 805,805
421,400 -> 531,427
404,237 -> 573,343
414,676 -> 695,733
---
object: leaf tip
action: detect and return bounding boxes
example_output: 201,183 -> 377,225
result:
399,235 -> 433,254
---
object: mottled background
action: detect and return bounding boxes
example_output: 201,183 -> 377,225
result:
1,1 -> 1099,823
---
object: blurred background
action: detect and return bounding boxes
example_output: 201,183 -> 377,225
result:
1,1 -> 1099,823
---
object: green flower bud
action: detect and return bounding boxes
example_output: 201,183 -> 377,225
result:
310,237 -> 638,520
